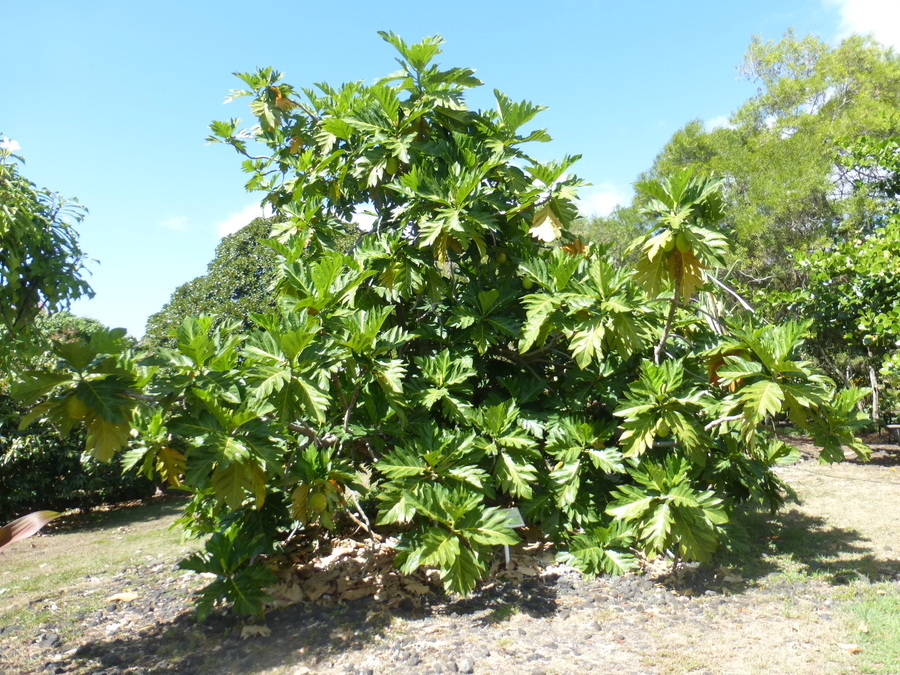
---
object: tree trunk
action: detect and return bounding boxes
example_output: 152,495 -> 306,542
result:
866,345 -> 880,424
654,294 -> 679,365
868,366 -> 880,424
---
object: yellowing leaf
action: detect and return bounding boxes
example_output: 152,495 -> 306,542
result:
212,463 -> 250,510
274,97 -> 296,111
249,463 -> 268,509
291,484 -> 310,524
85,415 -> 130,462
156,446 -> 186,486
561,237 -> 588,256
269,86 -> 296,111
669,248 -> 706,301
530,205 -> 561,243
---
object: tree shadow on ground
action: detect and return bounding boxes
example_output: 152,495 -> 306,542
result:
42,493 -> 189,535
68,599 -> 396,674
42,500 -> 900,673
699,506 -> 900,590
62,563 -> 560,674
860,443 -> 900,467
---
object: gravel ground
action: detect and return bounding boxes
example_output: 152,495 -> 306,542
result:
8,555 -> 893,675
3,442 -> 899,675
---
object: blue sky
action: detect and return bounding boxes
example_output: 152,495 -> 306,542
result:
3,0 -> 898,337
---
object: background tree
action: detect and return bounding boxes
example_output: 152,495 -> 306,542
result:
144,217 -> 279,345
0,144 -> 150,523
577,33 -> 900,420
0,312 -> 155,521
765,135 -> 900,421
637,32 -> 900,286
0,138 -> 92,368
571,204 -> 643,264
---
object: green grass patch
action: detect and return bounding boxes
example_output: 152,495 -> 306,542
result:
0,496 -> 198,647
841,583 -> 900,674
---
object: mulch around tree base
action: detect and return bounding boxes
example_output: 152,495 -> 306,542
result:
7,545 -> 898,675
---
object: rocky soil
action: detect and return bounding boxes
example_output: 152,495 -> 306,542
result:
2,440 -> 898,675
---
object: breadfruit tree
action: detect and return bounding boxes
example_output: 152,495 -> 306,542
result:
13,33 -> 868,619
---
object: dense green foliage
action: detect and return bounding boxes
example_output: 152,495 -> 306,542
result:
144,218 -> 280,346
578,32 -> 900,422
765,135 -> 900,418
584,32 -> 900,285
0,314 -> 155,521
0,139 -> 92,367
12,34 -> 870,620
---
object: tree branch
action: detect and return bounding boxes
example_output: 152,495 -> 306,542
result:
285,422 -> 338,447
704,414 -> 744,432
704,271 -> 755,313
654,293 -> 679,365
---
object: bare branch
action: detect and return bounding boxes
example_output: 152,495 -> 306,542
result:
704,414 -> 744,432
704,271 -> 755,312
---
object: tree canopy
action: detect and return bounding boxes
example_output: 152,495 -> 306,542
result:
0,138 -> 92,367
144,217 -> 280,345
575,32 -> 900,421
0,312 -> 154,521
10,33 -> 871,620
764,134 -> 900,419
630,32 -> 900,283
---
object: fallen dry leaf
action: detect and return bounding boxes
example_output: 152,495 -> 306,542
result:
838,643 -> 863,655
401,579 -> 431,595
857,621 -> 869,634
105,592 -> 138,603
304,581 -> 331,602
340,585 -> 376,601
330,627 -> 354,641
269,581 -> 305,604
240,625 -> 271,639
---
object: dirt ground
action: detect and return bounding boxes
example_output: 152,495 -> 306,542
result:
1,438 -> 898,675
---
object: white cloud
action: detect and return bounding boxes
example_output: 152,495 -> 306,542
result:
159,215 -> 189,232
704,115 -> 733,132
576,183 -> 632,218
0,137 -> 21,153
213,203 -> 274,238
826,0 -> 900,49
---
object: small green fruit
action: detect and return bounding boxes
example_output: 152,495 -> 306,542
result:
675,233 -> 690,253
66,395 -> 88,420
496,252 -> 508,264
310,492 -> 328,513
522,278 -> 534,290
386,156 -> 400,175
